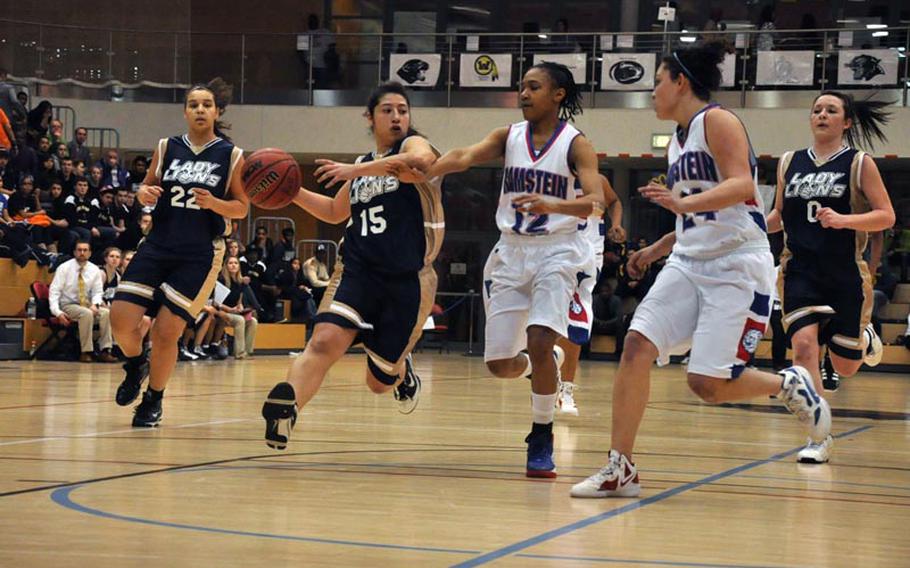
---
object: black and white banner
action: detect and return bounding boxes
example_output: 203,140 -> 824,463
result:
389,54 -> 442,87
533,53 -> 587,85
838,49 -> 899,85
756,51 -> 815,86
600,53 -> 655,90
459,53 -> 512,87
720,53 -> 736,88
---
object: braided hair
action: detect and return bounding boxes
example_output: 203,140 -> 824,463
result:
814,91 -> 892,151
184,77 -> 233,141
529,61 -> 583,122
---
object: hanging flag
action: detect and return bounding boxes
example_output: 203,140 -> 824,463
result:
533,53 -> 588,85
389,54 -> 442,87
756,51 -> 815,86
600,53 -> 655,90
459,53 -> 512,87
838,49 -> 899,85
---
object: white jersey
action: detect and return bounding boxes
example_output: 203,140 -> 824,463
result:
497,120 -> 582,237
667,105 -> 769,259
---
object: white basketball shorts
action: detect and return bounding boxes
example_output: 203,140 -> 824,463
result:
482,232 -> 587,362
567,250 -> 603,345
629,249 -> 775,378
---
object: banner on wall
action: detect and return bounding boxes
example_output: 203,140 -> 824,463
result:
720,53 -> 736,88
389,53 -> 442,87
756,50 -> 815,85
837,49 -> 899,85
533,53 -> 587,85
600,53 -> 655,90
459,53 -> 512,87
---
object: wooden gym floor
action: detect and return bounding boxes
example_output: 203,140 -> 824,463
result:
0,354 -> 907,567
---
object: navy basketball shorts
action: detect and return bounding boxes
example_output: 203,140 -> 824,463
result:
314,258 -> 437,385
779,251 -> 873,360
115,239 -> 226,324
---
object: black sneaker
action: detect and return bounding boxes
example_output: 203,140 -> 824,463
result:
132,390 -> 162,427
821,351 -> 840,392
262,382 -> 298,450
177,345 -> 198,361
116,356 -> 149,406
394,355 -> 421,414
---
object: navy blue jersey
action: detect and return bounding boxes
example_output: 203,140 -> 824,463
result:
780,146 -> 868,258
148,135 -> 242,255
341,137 -> 443,274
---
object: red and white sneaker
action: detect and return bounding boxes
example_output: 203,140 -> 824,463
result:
570,449 -> 641,498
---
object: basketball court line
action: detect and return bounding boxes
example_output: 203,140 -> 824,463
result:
513,553 -> 799,567
449,424 -> 874,568
0,418 -> 251,448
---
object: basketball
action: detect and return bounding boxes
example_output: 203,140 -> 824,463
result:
241,148 -> 300,209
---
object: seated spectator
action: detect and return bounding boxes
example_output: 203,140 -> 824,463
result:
100,149 -> 129,189
90,186 -> 119,257
26,100 -> 52,147
240,246 -> 268,317
73,159 -> 86,178
112,186 -> 135,243
120,249 -> 135,274
227,238 -> 242,259
247,225 -> 274,265
87,164 -> 103,195
217,256 -> 258,358
52,142 -> 68,172
271,227 -> 296,268
48,240 -> 117,363
12,133 -> 37,177
67,127 -> 92,166
0,106 -> 14,153
48,118 -> 64,147
128,155 -> 148,191
46,181 -> 73,254
0,147 -> 16,192
303,243 -> 330,306
0,68 -> 27,143
35,152 -> 59,197
100,246 -> 121,304
592,282 -> 623,336
177,307 -> 215,361
7,174 -> 50,249
59,157 -> 76,195
277,257 -> 315,323
36,135 -> 50,154
63,176 -> 95,243
0,186 -> 44,267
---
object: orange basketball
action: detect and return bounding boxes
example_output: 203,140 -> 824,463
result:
242,148 -> 300,210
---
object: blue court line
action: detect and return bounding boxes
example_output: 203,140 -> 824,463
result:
450,424 -> 874,568
515,553 -> 798,568
50,485 -> 481,556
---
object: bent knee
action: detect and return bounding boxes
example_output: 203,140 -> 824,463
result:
687,374 -> 722,403
622,331 -> 657,361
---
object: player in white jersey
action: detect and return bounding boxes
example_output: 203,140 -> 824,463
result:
405,62 -> 606,478
556,174 -> 624,416
572,42 -> 831,499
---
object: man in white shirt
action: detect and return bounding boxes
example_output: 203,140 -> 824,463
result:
49,239 -> 116,363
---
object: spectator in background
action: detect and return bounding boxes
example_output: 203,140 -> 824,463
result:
120,249 -> 135,274
217,256 -> 258,359
247,225 -> 273,265
100,149 -> 129,189
0,148 -> 15,191
277,257 -> 315,323
0,107 -> 14,153
271,226 -> 296,267
48,240 -> 117,363
67,127 -> 92,166
100,246 -> 122,304
303,243 -> 330,305
26,100 -> 52,147
52,142 -> 68,172
90,186 -> 118,257
59,157 -> 75,195
11,132 -> 37,177
36,136 -> 50,154
35,153 -> 58,196
591,282 -> 624,350
112,186 -> 137,247
0,68 -> 27,143
63,176 -> 95,243
46,181 -> 73,254
7,174 -> 45,227
73,159 -> 86,178
756,6 -> 776,51
16,91 -> 27,109
0,179 -> 44,267
128,155 -> 148,191
48,118 -> 64,147
87,164 -> 103,195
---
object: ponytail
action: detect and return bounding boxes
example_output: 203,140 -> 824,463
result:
816,91 -> 891,151
185,77 -> 234,141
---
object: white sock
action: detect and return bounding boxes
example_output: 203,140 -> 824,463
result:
519,352 -> 532,377
531,392 -> 557,424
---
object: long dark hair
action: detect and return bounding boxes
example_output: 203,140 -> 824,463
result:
365,81 -> 421,137
528,61 -> 583,122
814,91 -> 891,151
184,77 -> 233,141
661,41 -> 727,101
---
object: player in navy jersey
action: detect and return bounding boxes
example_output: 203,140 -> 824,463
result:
110,78 -> 248,427
261,82 -> 443,450
395,62 -> 608,478
767,91 -> 895,463
573,43 -> 830,499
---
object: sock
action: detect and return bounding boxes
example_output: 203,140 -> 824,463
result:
531,392 -> 556,425
520,352 -> 532,378
531,421 -> 553,435
126,353 -> 146,367
147,387 -> 164,401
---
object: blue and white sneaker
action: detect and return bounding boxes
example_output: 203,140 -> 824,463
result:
778,366 -> 831,444
525,430 -> 556,478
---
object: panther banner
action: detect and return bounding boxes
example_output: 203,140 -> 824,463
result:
756,51 -> 815,85
533,53 -> 587,85
837,49 -> 899,85
389,54 -> 442,87
600,53 -> 654,90
459,53 -> 512,87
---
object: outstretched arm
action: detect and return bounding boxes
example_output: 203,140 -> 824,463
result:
292,182 -> 352,225
314,136 -> 439,187
425,127 -> 510,178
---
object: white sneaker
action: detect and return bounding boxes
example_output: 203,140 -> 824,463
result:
557,382 -> 578,416
863,324 -> 883,367
778,366 -> 832,443
797,435 -> 834,464
571,450 -> 641,498
524,345 -> 566,380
